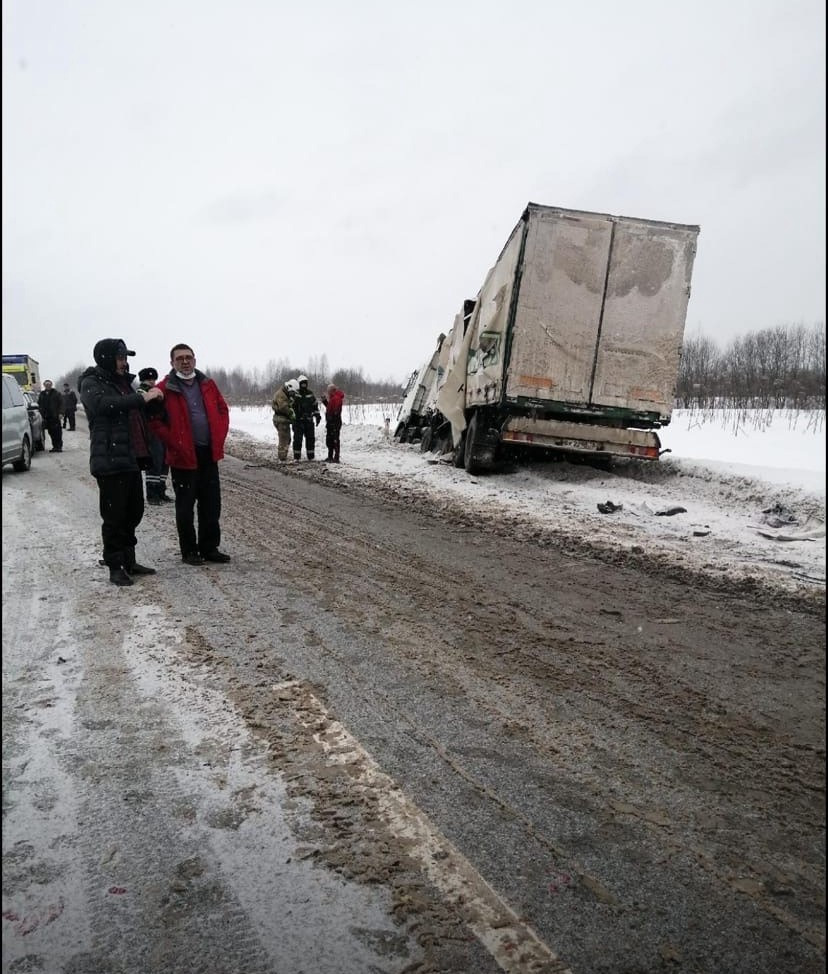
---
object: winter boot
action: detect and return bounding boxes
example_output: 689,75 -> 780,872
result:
128,563 -> 157,576
109,566 -> 134,586
125,547 -> 157,576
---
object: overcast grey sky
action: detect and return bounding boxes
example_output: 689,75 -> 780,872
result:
2,0 -> 825,385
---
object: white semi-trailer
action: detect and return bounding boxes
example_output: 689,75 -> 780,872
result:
397,203 -> 700,473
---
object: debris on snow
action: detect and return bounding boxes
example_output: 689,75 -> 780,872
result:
760,502 -> 799,528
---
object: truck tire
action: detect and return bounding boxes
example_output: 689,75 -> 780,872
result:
437,433 -> 453,456
464,413 -> 483,474
464,412 -> 499,475
419,428 -> 433,453
452,431 -> 467,467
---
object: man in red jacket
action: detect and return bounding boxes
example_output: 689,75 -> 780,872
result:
322,383 -> 345,463
150,343 -> 231,566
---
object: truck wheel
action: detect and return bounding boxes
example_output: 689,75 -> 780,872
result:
419,428 -> 433,453
464,413 -> 499,474
590,454 -> 614,472
452,431 -> 466,467
393,421 -> 406,441
436,433 -> 452,456
464,414 -> 482,474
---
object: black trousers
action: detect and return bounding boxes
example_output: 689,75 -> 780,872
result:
145,434 -> 169,499
62,410 -> 76,430
45,418 -> 63,450
96,472 -> 145,567
292,418 -> 316,458
325,416 -> 342,460
170,446 -> 222,557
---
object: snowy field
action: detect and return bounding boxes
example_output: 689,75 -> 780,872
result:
227,405 -> 826,597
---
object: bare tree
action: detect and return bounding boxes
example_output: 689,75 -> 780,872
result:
55,362 -> 90,391
676,334 -> 721,407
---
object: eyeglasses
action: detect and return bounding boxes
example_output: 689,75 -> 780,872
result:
173,355 -> 194,362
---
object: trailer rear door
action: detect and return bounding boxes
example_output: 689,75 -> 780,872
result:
505,209 -> 611,403
590,220 -> 698,415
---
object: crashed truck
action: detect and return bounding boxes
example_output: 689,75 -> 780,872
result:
395,202 -> 699,474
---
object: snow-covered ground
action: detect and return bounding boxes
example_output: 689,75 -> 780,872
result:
228,405 -> 826,596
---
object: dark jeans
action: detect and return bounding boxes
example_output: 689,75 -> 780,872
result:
62,410 -> 76,430
96,472 -> 145,567
170,446 -> 222,557
325,416 -> 342,460
45,418 -> 63,450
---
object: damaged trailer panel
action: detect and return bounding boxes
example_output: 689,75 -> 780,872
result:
394,334 -> 446,443
505,206 -> 698,416
398,202 -> 699,472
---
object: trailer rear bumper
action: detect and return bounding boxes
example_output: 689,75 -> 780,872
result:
500,416 -> 662,460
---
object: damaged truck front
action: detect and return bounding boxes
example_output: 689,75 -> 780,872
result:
396,202 -> 699,474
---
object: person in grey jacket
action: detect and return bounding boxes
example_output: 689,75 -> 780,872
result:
78,338 -> 164,586
61,383 -> 79,430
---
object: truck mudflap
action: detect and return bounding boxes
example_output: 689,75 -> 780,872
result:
500,416 -> 662,460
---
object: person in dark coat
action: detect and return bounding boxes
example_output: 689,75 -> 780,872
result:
149,343 -> 231,565
321,383 -> 344,463
78,339 -> 165,586
291,375 -> 321,461
61,383 -> 79,430
38,380 -> 64,451
137,367 -> 172,504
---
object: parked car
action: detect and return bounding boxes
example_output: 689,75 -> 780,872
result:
2,373 -> 33,472
22,390 -> 46,452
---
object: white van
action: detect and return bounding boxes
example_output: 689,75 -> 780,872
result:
2,373 -> 33,472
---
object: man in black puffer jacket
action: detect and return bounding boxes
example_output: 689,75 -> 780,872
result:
78,339 -> 165,586
38,380 -> 64,452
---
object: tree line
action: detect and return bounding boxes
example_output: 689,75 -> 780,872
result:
204,354 -> 404,406
55,321 -> 825,410
676,322 -> 825,409
56,354 -> 406,407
